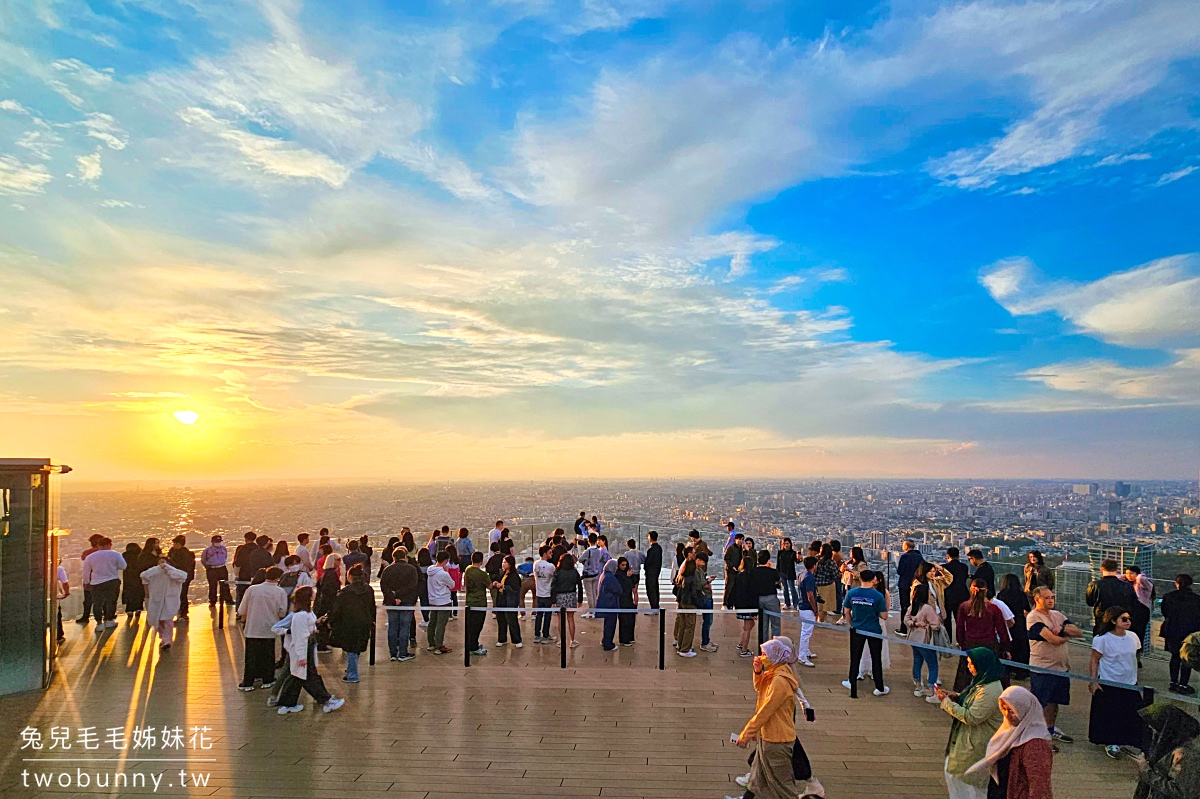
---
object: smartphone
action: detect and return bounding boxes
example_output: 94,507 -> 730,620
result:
730,733 -> 739,743
805,708 -> 816,723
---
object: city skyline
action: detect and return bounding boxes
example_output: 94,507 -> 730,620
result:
2,1 -> 1199,481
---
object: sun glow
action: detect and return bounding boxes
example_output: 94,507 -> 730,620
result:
173,410 -> 200,425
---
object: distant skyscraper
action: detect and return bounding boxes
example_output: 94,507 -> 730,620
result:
1073,483 -> 1099,496
1054,560 -> 1093,624
870,531 -> 886,550
733,491 -> 746,505
1107,500 -> 1122,524
1087,542 -> 1153,577
1114,481 -> 1131,498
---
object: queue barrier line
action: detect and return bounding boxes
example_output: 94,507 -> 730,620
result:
214,579 -> 1195,703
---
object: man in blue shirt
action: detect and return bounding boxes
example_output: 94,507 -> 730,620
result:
896,540 -> 925,636
842,570 -> 890,698
796,556 -> 819,667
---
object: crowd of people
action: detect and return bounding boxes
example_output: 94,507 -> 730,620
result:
66,519 -> 1200,798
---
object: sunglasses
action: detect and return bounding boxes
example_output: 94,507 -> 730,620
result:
1118,616 -> 1131,622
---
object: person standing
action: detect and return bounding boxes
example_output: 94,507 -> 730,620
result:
723,532 -> 745,609
623,539 -> 646,606
75,534 -> 104,625
121,542 -> 145,621
944,547 -> 971,642
965,685 -> 1054,799
733,553 -> 760,657
814,544 -> 839,623
493,555 -> 523,649
81,537 -> 125,631
935,647 -> 1006,799
597,559 -> 622,652
168,535 -> 195,621
380,546 -> 418,661
426,549 -> 456,654
552,553 -> 583,648
968,550 -> 996,599
329,563 -> 375,683
1160,573 -> 1200,694
1086,559 -> 1138,636
341,540 -> 368,575
732,635 -> 803,799
1089,606 -> 1147,759
776,538 -> 798,610
896,540 -> 925,636
643,531 -> 663,610
695,553 -> 717,652
579,533 -> 605,618
997,573 -> 1031,679
491,520 -> 506,547
275,586 -> 345,715
141,553 -> 187,650
842,570 -> 889,698
796,556 -> 819,668
55,558 -> 69,644
455,527 -> 475,565
1025,586 -> 1083,745
1024,551 -> 1055,596
675,559 -> 701,658
572,512 -> 586,541
533,545 -> 557,644
905,583 -> 943,702
293,532 -> 314,574
233,532 -> 258,605
1124,565 -> 1154,659
955,579 -> 1011,691
463,551 -> 490,657
753,549 -> 782,639
201,535 -> 234,606
238,567 -> 288,690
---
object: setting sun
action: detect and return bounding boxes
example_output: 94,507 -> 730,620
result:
173,410 -> 200,425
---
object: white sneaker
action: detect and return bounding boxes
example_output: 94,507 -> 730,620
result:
700,643 -> 719,652
418,621 -> 429,628
841,680 -> 852,689
913,685 -> 925,697
925,694 -> 941,704
515,642 -> 523,649
801,776 -> 826,798
104,620 -> 117,629
677,649 -> 697,658
873,686 -> 890,697
322,698 -> 345,713
735,773 -> 751,787
798,658 -> 815,668
277,704 -> 304,715
496,641 -> 507,647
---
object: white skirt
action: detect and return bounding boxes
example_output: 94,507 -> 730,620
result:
944,758 -> 986,799
859,637 -> 891,673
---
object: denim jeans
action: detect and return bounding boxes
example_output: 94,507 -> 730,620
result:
912,645 -> 939,686
345,651 -> 359,681
387,609 -> 413,657
758,595 -> 781,638
780,579 -> 798,608
535,596 -> 554,638
698,597 -> 714,646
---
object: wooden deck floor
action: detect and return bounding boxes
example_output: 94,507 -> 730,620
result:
0,605 -> 1143,799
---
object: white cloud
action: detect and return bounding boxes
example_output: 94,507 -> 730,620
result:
1097,152 -> 1151,167
1020,350 -> 1200,405
82,112 -> 128,150
1155,166 -> 1196,187
74,150 -> 102,182
178,106 -> 352,187
0,155 -> 52,194
981,254 -> 1200,348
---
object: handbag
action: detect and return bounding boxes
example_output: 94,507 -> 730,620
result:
930,625 -> 954,658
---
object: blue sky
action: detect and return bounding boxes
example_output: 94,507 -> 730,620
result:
0,0 -> 1197,481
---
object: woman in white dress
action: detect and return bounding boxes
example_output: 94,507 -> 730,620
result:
141,555 -> 188,650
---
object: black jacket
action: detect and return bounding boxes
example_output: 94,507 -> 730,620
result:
550,567 -> 583,601
329,581 -> 375,654
239,546 -> 273,582
1086,575 -> 1139,632
971,561 -> 996,599
1160,589 -> 1200,642
776,549 -> 797,581
944,559 -> 971,607
732,568 -> 759,611
168,547 -> 196,579
379,560 -> 419,606
724,545 -> 742,572
750,565 -> 781,598
644,542 -> 663,575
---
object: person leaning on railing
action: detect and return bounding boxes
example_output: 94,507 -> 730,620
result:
1159,573 -> 1200,696
1025,586 -> 1083,746
954,578 -> 1010,692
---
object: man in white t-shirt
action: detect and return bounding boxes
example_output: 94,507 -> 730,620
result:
489,521 -> 504,546
990,596 -> 1016,629
533,545 -> 557,644
56,558 -> 69,644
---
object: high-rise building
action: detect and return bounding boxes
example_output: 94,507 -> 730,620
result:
1087,541 -> 1153,576
870,531 -> 886,550
1073,483 -> 1099,496
1114,481 -> 1131,498
1054,560 -> 1093,625
1107,501 -> 1122,524
733,491 -> 746,505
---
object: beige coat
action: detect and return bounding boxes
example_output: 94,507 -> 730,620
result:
941,680 -> 1004,787
238,582 -> 289,638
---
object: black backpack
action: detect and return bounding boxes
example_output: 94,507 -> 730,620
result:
279,571 -> 300,596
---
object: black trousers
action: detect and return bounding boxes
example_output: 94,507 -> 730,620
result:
497,608 -> 521,645
645,572 -> 660,609
849,629 -> 884,696
242,638 -> 276,686
619,610 -> 635,644
206,567 -> 234,604
465,609 -> 486,652
898,581 -> 912,633
1166,637 -> 1193,686
77,587 -> 93,621
278,641 -> 331,707
178,578 -> 192,617
91,579 -> 120,622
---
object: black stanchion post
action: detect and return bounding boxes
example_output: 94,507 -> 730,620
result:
658,609 -> 665,671
559,610 -> 567,669
369,618 -> 376,666
465,608 -> 471,668
757,608 -> 765,649
217,583 -> 224,630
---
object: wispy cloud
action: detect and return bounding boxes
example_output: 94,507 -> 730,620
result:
0,155 -> 52,194
1156,166 -> 1196,187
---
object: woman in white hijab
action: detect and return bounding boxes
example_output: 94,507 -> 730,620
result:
966,685 -> 1054,799
140,553 -> 188,650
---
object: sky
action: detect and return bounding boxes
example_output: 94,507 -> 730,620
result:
0,0 -> 1198,483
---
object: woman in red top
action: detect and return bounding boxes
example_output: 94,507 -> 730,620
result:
955,578 -> 1011,691
966,685 -> 1054,799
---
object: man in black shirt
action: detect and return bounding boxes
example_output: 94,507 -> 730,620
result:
643,531 -> 663,609
1086,558 -> 1139,635
723,533 -> 744,609
239,535 -> 274,600
896,540 -> 925,635
167,535 -> 196,620
751,549 -> 781,638
967,550 -> 996,599
943,547 -> 971,642
232,532 -> 260,605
